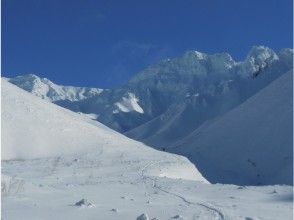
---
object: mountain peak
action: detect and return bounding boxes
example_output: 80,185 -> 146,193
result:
237,46 -> 279,77
182,50 -> 207,60
8,74 -> 103,102
247,45 -> 278,62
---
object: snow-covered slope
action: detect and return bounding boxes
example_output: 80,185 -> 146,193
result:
172,71 -> 293,185
2,80 -> 293,220
2,79 -> 109,159
7,74 -> 103,102
1,79 -> 206,182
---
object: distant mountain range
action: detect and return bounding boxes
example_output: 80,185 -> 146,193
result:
5,45 -> 293,185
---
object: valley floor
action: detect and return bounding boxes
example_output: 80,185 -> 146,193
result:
2,150 -> 293,220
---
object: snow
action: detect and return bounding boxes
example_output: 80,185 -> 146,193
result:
136,213 -> 149,220
194,51 -> 207,60
2,79 -> 112,160
173,71 -> 293,185
124,47 -> 292,157
1,80 -> 205,181
237,46 -> 279,77
8,47 -> 292,137
114,92 -> 144,114
77,112 -> 99,120
2,79 -> 293,219
7,74 -> 103,102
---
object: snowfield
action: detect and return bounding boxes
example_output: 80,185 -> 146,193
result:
1,79 -> 293,219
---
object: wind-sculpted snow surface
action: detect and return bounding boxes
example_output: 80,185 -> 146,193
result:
173,71 -> 293,185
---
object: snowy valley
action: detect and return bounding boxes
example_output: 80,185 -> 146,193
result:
2,46 -> 293,220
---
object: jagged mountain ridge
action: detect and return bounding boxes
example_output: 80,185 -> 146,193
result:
8,74 -> 103,102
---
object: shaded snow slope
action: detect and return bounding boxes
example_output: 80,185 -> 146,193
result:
1,79 -> 207,183
173,71 -> 293,185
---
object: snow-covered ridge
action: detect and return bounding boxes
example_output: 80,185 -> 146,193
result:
236,46 -> 280,77
7,74 -> 103,102
129,46 -> 292,83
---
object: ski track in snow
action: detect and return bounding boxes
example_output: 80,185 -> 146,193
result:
140,161 -> 226,220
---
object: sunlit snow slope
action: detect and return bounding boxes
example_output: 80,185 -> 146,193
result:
1,79 -> 207,182
173,71 -> 293,185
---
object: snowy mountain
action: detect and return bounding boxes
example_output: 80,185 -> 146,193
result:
124,46 -> 293,147
2,76 -> 293,220
8,47 -> 293,137
5,46 -> 293,186
7,74 -> 103,102
172,71 -> 293,185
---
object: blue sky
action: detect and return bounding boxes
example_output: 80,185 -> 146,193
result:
2,0 -> 293,88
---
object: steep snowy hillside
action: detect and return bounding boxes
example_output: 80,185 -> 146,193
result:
172,71 -> 293,185
2,79 -> 206,183
7,74 -> 103,102
2,79 -> 293,220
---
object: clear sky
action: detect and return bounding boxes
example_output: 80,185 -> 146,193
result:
2,0 -> 293,88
